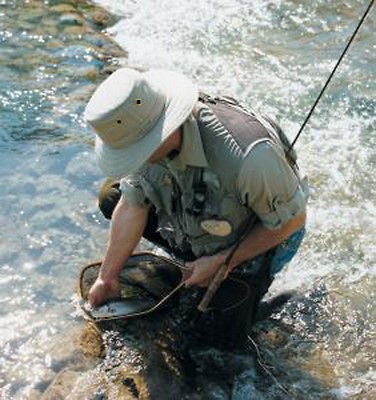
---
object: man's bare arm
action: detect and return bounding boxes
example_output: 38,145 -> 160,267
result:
225,211 -> 306,272
88,198 -> 150,306
184,212 -> 306,287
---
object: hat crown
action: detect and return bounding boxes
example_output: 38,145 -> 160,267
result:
84,68 -> 166,149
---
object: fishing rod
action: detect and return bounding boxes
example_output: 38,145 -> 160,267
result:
288,0 -> 374,152
84,2 -> 374,320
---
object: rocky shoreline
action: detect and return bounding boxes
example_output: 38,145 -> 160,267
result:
43,0 -> 128,79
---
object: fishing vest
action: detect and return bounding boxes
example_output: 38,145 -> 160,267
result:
197,93 -> 297,171
138,94 -> 300,257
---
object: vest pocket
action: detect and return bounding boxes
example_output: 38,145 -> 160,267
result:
219,194 -> 250,233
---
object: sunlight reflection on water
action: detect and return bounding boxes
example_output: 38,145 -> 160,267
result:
0,0 -> 375,398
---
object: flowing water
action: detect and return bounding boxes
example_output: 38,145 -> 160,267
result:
0,0 -> 375,398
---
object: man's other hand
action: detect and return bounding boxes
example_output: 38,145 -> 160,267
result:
183,253 -> 226,288
88,277 -> 121,307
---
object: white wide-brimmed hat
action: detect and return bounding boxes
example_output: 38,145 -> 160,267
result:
84,67 -> 198,178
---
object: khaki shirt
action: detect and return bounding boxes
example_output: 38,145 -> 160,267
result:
120,106 -> 308,257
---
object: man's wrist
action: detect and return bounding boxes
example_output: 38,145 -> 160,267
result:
216,244 -> 240,272
215,250 -> 229,268
98,265 -> 120,283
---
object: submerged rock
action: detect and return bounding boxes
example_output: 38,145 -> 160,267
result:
91,8 -> 112,28
41,369 -> 82,400
232,370 -> 263,400
50,4 -> 78,14
50,291 -> 260,399
58,13 -> 84,26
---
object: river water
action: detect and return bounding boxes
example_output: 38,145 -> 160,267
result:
0,0 -> 375,399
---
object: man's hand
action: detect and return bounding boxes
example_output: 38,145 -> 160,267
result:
183,253 -> 226,287
88,277 -> 121,307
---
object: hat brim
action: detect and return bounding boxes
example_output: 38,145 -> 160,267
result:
95,70 -> 198,178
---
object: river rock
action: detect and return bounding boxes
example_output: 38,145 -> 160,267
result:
91,8 -> 112,27
50,4 -> 77,14
41,369 -> 81,400
232,370 -> 263,400
59,13 -> 84,26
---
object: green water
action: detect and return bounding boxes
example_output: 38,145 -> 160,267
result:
0,0 -> 375,398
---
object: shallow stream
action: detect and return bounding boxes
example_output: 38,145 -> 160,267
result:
0,0 -> 375,398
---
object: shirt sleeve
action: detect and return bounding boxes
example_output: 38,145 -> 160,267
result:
236,140 -> 308,229
119,172 -> 149,208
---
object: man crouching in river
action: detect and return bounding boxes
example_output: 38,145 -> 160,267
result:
84,67 -> 308,347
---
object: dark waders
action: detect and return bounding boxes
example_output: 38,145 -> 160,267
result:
98,180 -> 274,349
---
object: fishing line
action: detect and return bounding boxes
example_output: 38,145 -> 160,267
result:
288,0 -> 374,152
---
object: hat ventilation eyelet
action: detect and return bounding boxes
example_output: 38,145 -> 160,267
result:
117,120 -> 122,124
136,99 -> 142,105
